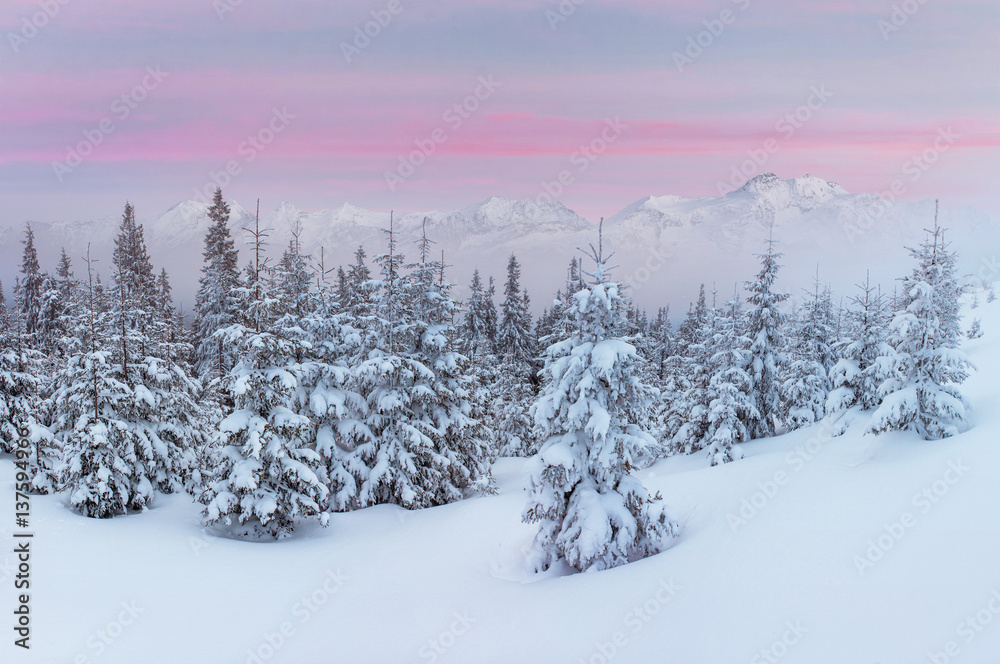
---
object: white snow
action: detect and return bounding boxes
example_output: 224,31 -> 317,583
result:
1,299 -> 999,662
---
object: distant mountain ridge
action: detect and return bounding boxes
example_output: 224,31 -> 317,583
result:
2,174 -> 996,314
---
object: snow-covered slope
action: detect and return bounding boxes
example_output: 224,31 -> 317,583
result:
1,175 -> 997,314
1,295 -> 997,663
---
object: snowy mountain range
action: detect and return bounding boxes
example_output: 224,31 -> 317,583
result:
2,174 -> 997,315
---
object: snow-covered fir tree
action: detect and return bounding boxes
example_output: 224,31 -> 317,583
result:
17,224 -> 43,344
53,214 -> 203,517
275,227 -> 312,320
826,272 -> 893,416
491,253 -> 539,457
523,223 -> 676,573
202,217 -> 328,538
703,287 -> 756,466
496,253 -> 535,364
744,236 -> 789,438
339,219 -> 490,509
665,286 -> 716,456
296,282 -> 367,513
867,210 -> 971,439
0,314 -> 57,491
193,188 -> 242,380
461,268 -> 496,365
781,270 -> 834,429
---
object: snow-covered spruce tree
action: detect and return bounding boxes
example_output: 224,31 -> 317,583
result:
703,288 -> 757,466
52,248 -> 84,358
461,269 -> 505,463
497,253 -> 535,363
523,223 -> 676,573
666,287 -> 716,456
675,284 -> 708,356
112,205 -> 201,492
648,306 -> 673,382
16,224 -> 44,345
867,210 -> 971,439
54,216 -> 203,516
275,227 -> 312,320
343,245 -> 377,321
462,268 -> 495,366
744,235 -> 789,438
781,270 -> 834,429
193,188 -> 242,380
50,251 -> 148,516
655,284 -> 711,454
345,220 -> 455,508
0,312 -> 58,491
412,232 -> 492,500
202,210 -> 328,539
492,253 -> 539,457
111,202 -> 160,355
296,282 -> 368,513
0,281 -> 9,339
967,318 -> 982,340
826,272 -> 893,416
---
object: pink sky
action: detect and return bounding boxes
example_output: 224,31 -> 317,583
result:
1,0 -> 997,222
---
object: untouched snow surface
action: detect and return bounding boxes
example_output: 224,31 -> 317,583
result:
2,299 -> 1000,663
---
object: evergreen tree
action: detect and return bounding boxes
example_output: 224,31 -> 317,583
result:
827,273 -> 893,415
275,228 -> 312,319
346,220 -> 458,508
482,276 -> 499,348
491,254 -> 538,457
202,209 -> 327,538
744,236 -> 789,438
496,254 -> 534,364
867,210 -> 970,439
194,188 -> 241,379
462,269 -> 491,364
523,224 -> 676,573
0,329 -> 57,491
703,288 -> 756,465
17,223 -> 43,344
297,284 -> 367,513
0,281 -> 9,340
667,290 -> 716,456
781,270 -> 834,429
